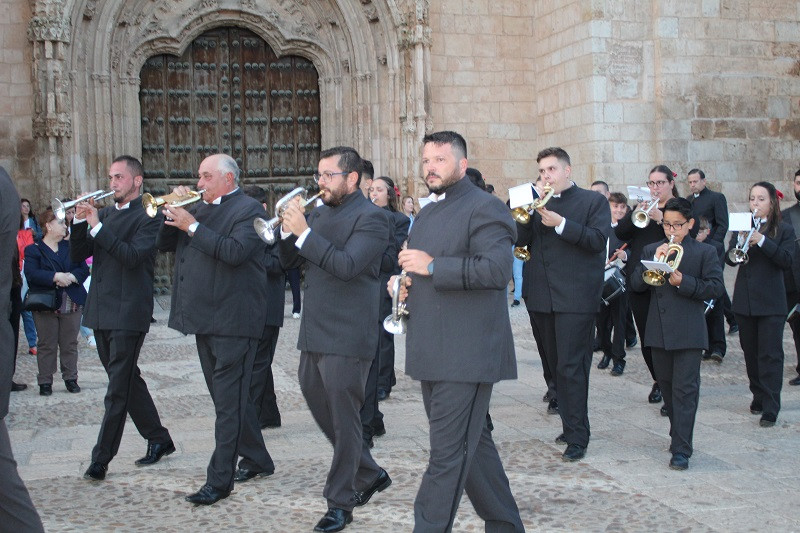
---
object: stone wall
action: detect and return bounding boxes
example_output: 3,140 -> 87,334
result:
0,0 -> 36,199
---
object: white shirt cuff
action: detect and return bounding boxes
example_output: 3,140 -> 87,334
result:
295,228 -> 311,249
757,235 -> 766,247
89,222 -> 103,237
554,217 -> 566,235
188,221 -> 199,236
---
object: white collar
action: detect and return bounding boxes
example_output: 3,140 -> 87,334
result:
427,192 -> 445,203
204,187 -> 239,205
115,201 -> 130,210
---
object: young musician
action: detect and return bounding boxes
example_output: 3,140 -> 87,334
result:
631,198 -> 724,470
726,182 -> 795,427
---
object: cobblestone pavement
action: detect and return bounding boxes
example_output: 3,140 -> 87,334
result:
8,281 -> 800,532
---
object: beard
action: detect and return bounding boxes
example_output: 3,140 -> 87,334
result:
114,184 -> 138,204
425,170 -> 460,195
323,181 -> 349,207
794,190 -> 800,203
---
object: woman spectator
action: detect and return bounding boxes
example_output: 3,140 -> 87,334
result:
20,198 -> 42,241
401,195 -> 416,231
23,209 -> 89,396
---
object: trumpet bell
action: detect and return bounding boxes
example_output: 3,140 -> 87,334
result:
142,193 -> 159,218
513,246 -> 530,261
632,210 -> 650,228
642,270 -> 666,286
727,248 -> 749,265
511,207 -> 530,224
383,314 -> 407,335
254,216 -> 278,245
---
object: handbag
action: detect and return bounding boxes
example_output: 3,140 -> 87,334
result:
22,242 -> 59,312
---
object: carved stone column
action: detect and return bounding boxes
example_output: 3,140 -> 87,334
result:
28,0 -> 74,201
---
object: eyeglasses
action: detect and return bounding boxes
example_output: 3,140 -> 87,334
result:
663,221 -> 689,230
646,180 -> 669,187
313,171 -> 348,183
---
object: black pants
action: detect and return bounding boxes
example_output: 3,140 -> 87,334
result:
9,286 -> 21,375
376,290 -> 396,394
786,292 -> 800,377
0,419 -> 43,532
257,325 -> 282,427
705,295 -> 726,356
527,309 -> 556,400
91,329 -> 171,465
287,268 -> 301,314
628,291 -> 657,381
596,292 -> 627,363
736,314 -> 785,418
239,325 -> 279,472
651,348 -> 702,456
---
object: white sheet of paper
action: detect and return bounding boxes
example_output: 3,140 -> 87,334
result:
641,259 -> 675,274
729,212 -> 753,232
508,183 -> 535,209
418,197 -> 433,209
627,186 -> 651,203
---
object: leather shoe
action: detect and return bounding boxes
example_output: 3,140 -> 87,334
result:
11,381 -> 27,392
554,433 -> 567,445
185,484 -> 230,505
709,352 -> 724,363
749,402 -> 763,415
597,354 -> 611,369
562,443 -> 586,462
728,323 -> 739,334
648,383 -> 662,404
135,440 -> 176,466
669,453 -> 689,470
83,462 -> 107,481
234,467 -> 273,482
610,362 -> 625,376
626,337 -> 638,348
701,351 -> 712,361
314,507 -> 352,532
354,468 -> 391,506
372,422 -> 386,437
759,414 -> 776,427
789,376 -> 800,386
660,406 -> 669,417
547,398 -> 559,415
377,388 -> 390,402
542,392 -> 552,403
65,380 -> 81,393
39,384 -> 52,396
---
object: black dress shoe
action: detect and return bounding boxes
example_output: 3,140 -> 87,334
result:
354,468 -> 391,506
11,381 -> 27,392
135,440 -> 176,466
701,351 -> 712,361
790,376 -> 800,386
728,323 -> 739,334
185,484 -> 230,505
709,352 -> 724,363
542,392 -> 552,403
669,452 -> 689,470
234,467 -> 273,482
597,354 -> 611,369
372,422 -> 386,437
83,462 -> 107,481
377,388 -> 390,402
554,433 -> 567,445
314,507 -> 353,532
64,380 -> 81,393
39,384 -> 52,396
749,402 -> 763,415
626,337 -> 638,348
648,383 -> 662,404
610,362 -> 625,376
547,398 -> 559,415
660,406 -> 669,417
759,414 -> 776,427
562,443 -> 586,462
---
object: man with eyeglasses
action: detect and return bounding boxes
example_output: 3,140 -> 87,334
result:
279,147 -> 392,533
686,169 -> 735,362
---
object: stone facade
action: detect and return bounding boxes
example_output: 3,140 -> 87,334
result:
2,0 -> 799,210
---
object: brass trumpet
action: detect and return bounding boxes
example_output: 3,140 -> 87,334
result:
142,189 -> 206,218
513,246 -> 530,262
511,185 -> 555,224
254,186 -> 325,244
727,210 -> 761,265
383,270 -> 409,334
52,190 -> 114,220
632,199 -> 659,228
642,235 -> 683,286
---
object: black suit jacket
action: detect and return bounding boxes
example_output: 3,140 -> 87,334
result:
261,239 -> 286,328
0,167 -> 20,419
279,190 -> 390,358
726,221 -> 795,316
518,184 -> 610,313
157,189 -> 268,338
687,187 -> 729,248
615,207 -> 667,277
631,237 -> 724,350
780,204 -> 800,296
70,196 -> 160,333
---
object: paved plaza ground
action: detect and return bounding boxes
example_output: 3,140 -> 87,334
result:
7,281 -> 800,532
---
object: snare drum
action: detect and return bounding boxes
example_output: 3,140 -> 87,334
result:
601,266 -> 626,306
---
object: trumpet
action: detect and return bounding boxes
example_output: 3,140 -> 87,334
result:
383,270 -> 409,334
513,246 -> 530,262
254,186 -> 325,244
727,210 -> 762,265
142,189 -> 206,218
511,185 -> 555,224
52,190 -> 114,220
642,235 -> 684,286
632,199 -> 659,228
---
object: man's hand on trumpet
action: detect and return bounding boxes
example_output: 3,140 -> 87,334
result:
162,186 -> 197,232
387,273 -> 412,300
536,206 -> 564,228
281,196 -> 309,237
75,192 -> 100,227
398,248 -> 433,276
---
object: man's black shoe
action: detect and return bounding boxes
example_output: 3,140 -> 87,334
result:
354,468 -> 391,506
759,414 -> 776,427
709,352 -> 724,363
562,444 -> 586,462
728,323 -> 739,335
597,354 -> 611,369
511,299 -> 520,307
65,380 -> 81,393
555,433 -> 567,445
372,422 -> 386,437
749,402 -> 763,415
610,362 -> 625,376
39,383 -> 52,396
648,383 -> 662,403
377,388 -> 390,402
11,381 -> 27,392
542,392 -> 552,403
83,462 -> 107,481
185,484 -> 230,505
314,508 -> 352,532
135,440 -> 176,466
789,376 -> 800,386
669,453 -> 689,470
234,467 -> 273,482
547,398 -> 559,415
660,406 -> 669,417
701,351 -> 712,361
626,337 -> 638,348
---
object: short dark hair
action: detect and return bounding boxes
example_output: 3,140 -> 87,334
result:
795,168 -> 800,178
112,155 -> 144,179
319,146 -> 365,187
536,147 -> 571,166
697,216 -> 710,231
608,192 -> 627,205
465,167 -> 486,191
664,197 -> 693,220
592,180 -> 609,193
242,184 -> 267,204
688,168 -> 705,181
362,159 -> 374,181
422,131 -> 467,160
39,209 -> 57,237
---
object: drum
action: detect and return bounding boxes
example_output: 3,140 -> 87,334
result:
601,266 -> 626,306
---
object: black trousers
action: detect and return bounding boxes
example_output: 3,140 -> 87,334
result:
786,292 -> 800,377
0,419 -> 43,532
360,347 -> 383,440
651,348 -> 702,456
287,268 -> 302,314
736,314 -> 785,418
705,294 -> 726,355
596,292 -> 627,363
196,334 -> 259,491
628,291 -> 657,381
257,325 -> 282,427
239,325 -> 279,472
527,310 -> 556,399
91,329 -> 171,465
9,286 -> 21,376
532,311 -> 594,447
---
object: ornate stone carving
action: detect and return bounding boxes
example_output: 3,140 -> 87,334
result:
28,16 -> 71,43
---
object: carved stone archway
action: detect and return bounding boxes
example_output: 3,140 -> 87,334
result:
30,0 -> 432,201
